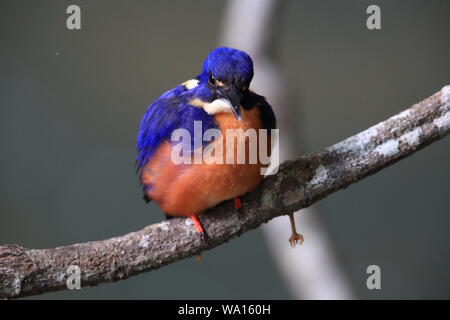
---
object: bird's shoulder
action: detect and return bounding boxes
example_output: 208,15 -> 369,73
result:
136,81 -> 216,169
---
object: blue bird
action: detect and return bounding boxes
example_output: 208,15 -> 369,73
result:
136,47 -> 303,246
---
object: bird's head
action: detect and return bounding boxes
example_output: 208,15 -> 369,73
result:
199,47 -> 254,120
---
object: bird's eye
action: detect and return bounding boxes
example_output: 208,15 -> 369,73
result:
208,75 -> 216,87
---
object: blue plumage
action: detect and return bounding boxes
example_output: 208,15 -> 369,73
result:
136,84 -> 216,169
136,47 -> 275,171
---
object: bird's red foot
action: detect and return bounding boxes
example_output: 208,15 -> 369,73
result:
233,197 -> 242,212
288,213 -> 304,248
188,215 -> 205,261
188,214 -> 206,239
289,232 -> 304,247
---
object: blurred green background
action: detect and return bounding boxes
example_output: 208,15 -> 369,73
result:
1,0 -> 449,299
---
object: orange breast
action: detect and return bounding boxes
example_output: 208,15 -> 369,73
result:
140,107 -> 269,216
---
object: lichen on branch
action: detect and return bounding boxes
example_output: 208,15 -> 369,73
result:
1,86 -> 449,299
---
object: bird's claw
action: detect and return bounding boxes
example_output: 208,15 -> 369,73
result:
289,232 -> 304,247
233,197 -> 243,214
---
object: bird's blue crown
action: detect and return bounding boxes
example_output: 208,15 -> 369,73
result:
200,47 -> 254,86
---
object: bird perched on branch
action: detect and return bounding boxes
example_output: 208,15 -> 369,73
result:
136,47 -> 303,246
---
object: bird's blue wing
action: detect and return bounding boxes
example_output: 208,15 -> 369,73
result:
136,85 -> 217,170
136,85 -> 185,169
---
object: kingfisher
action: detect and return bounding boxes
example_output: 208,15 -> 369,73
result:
136,47 -> 303,247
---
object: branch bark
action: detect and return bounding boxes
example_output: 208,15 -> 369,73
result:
1,86 -> 449,299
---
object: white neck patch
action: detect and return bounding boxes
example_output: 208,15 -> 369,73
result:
203,99 -> 233,115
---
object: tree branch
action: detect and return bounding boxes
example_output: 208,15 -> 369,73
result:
1,86 -> 449,299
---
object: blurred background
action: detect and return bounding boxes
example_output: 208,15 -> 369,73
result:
1,0 -> 449,299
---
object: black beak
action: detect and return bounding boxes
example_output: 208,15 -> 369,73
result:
216,86 -> 242,120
